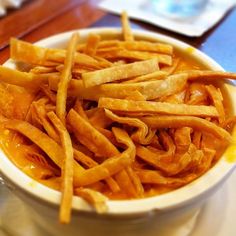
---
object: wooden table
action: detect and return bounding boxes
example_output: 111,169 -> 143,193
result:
1,0 -> 236,73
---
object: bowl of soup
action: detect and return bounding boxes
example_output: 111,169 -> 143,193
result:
0,24 -> 236,236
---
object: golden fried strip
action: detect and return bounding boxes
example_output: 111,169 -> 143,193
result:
89,108 -> 112,129
79,40 -> 173,55
82,58 -> 159,87
97,50 -> 172,66
47,111 -> 74,224
49,74 -> 187,101
72,151 -> 133,186
30,66 -> 56,74
99,98 -> 219,117
10,38 -> 100,69
105,109 -> 150,145
0,66 -> 47,89
126,166 -> 144,197
118,41 -> 173,55
112,127 -> 137,197
73,149 -> 120,193
183,70 -> 236,80
136,144 -> 196,175
122,71 -> 167,84
4,120 -> 85,181
83,33 -> 101,56
67,109 -> 119,158
136,169 -> 197,187
206,84 -> 225,123
56,33 -> 79,123
121,11 -> 134,41
74,188 -> 108,213
141,116 -> 232,142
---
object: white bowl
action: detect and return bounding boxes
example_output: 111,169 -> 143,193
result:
0,28 -> 236,236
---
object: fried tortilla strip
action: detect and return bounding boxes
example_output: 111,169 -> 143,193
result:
105,109 -> 150,145
79,40 -> 173,55
4,120 -> 85,183
141,116 -> 231,142
121,11 -> 134,41
67,109 -> 119,158
73,149 -> 120,193
112,127 -> 137,197
30,66 -> 56,74
137,144 -> 196,176
126,166 -> 144,197
206,84 -> 225,123
49,73 -> 187,101
174,127 -> 192,153
74,188 -> 108,213
119,41 -> 173,55
56,33 -> 79,123
10,38 -> 100,68
83,33 -> 101,56
73,99 -> 88,121
183,70 -> 236,81
72,150 -> 133,186
89,108 -> 113,129
82,58 -> 159,87
99,98 -> 219,117
97,50 -> 172,66
123,71 -> 167,84
47,111 -> 74,224
136,169 -> 197,187
40,85 -> 56,103
0,66 -> 48,89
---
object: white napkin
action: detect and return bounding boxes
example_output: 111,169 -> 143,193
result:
0,0 -> 27,16
98,0 -> 236,37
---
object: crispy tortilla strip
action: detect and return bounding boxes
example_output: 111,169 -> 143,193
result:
137,144 -> 196,175
56,33 -> 79,123
136,169 -> 197,187
0,66 -> 48,89
79,40 -> 173,55
89,108 -> 112,129
67,109 -> 119,158
73,149 -> 120,193
174,127 -> 192,153
10,38 -> 100,68
105,109 -> 150,145
162,58 -> 180,75
126,166 -> 144,197
40,85 -> 56,103
119,41 -> 173,55
183,70 -> 236,80
83,33 -> 101,56
74,188 -> 108,213
141,116 -> 231,142
49,73 -> 187,100
187,83 -> 208,105
82,58 -> 159,87
97,49 -> 172,66
47,111 -> 74,224
30,66 -> 56,74
4,120 -> 85,181
72,150 -> 133,186
99,98 -> 219,117
112,127 -> 137,197
73,99 -> 88,121
121,11 -> 134,41
123,71 -> 167,84
206,84 -> 225,123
